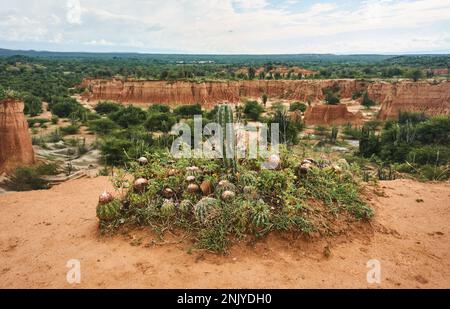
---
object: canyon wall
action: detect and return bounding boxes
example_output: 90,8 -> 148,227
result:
0,99 -> 35,174
369,81 -> 450,120
82,79 -> 370,108
82,79 -> 450,119
304,105 -> 363,126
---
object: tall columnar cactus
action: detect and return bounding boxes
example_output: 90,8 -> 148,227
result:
216,104 -> 237,172
330,126 -> 339,144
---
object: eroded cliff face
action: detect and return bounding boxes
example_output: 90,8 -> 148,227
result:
82,79 -> 450,119
368,81 -> 450,120
304,105 -> 363,126
0,99 -> 35,174
82,79 -> 370,108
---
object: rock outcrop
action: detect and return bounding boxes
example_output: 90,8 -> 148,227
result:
304,105 -> 363,126
81,79 -> 450,119
369,81 -> 450,120
0,99 -> 35,174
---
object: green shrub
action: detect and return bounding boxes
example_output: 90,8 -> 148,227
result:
109,105 -> 147,128
267,109 -> 302,145
5,166 -> 49,191
173,104 -> 202,117
27,118 -> 48,127
148,104 -> 171,113
323,86 -> 340,105
343,124 -> 361,140
88,118 -> 118,135
407,145 -> 450,165
398,111 -> 427,125
60,124 -> 80,135
36,163 -> 59,175
51,115 -> 59,125
243,100 -> 264,121
94,101 -> 122,115
49,97 -> 85,118
289,102 -> 307,112
361,92 -> 375,109
100,136 -> 133,165
23,94 -> 42,116
145,112 -> 177,133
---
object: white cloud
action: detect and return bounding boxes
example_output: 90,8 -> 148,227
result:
66,0 -> 82,24
0,0 -> 449,53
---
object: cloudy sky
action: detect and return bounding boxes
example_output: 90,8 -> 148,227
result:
1,0 -> 450,54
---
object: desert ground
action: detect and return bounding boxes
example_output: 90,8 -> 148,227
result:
0,176 -> 449,288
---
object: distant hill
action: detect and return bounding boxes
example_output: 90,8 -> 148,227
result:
0,48 -> 398,64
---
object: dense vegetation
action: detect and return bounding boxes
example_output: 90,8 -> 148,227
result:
358,113 -> 450,180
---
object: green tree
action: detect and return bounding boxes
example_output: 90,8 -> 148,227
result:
145,112 -> 177,133
262,94 -> 268,107
95,101 -> 122,115
248,67 -> 256,80
23,94 -> 42,116
109,105 -> 147,128
289,102 -> 307,112
89,118 -> 118,135
409,69 -> 424,82
174,104 -> 202,117
361,92 -> 375,109
324,91 -> 340,105
148,104 -> 171,113
243,100 -> 264,121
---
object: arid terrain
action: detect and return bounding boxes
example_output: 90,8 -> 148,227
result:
1,176 -> 449,288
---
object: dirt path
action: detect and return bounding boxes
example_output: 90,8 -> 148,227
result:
0,177 -> 449,288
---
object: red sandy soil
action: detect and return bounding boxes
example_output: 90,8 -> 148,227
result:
0,177 -> 449,288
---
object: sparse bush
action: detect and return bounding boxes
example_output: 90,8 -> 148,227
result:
51,115 -> 59,125
60,124 -> 80,135
5,166 -> 50,191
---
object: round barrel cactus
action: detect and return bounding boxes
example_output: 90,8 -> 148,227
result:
179,199 -> 193,214
161,199 -> 176,217
194,197 -> 220,224
96,200 -> 121,222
